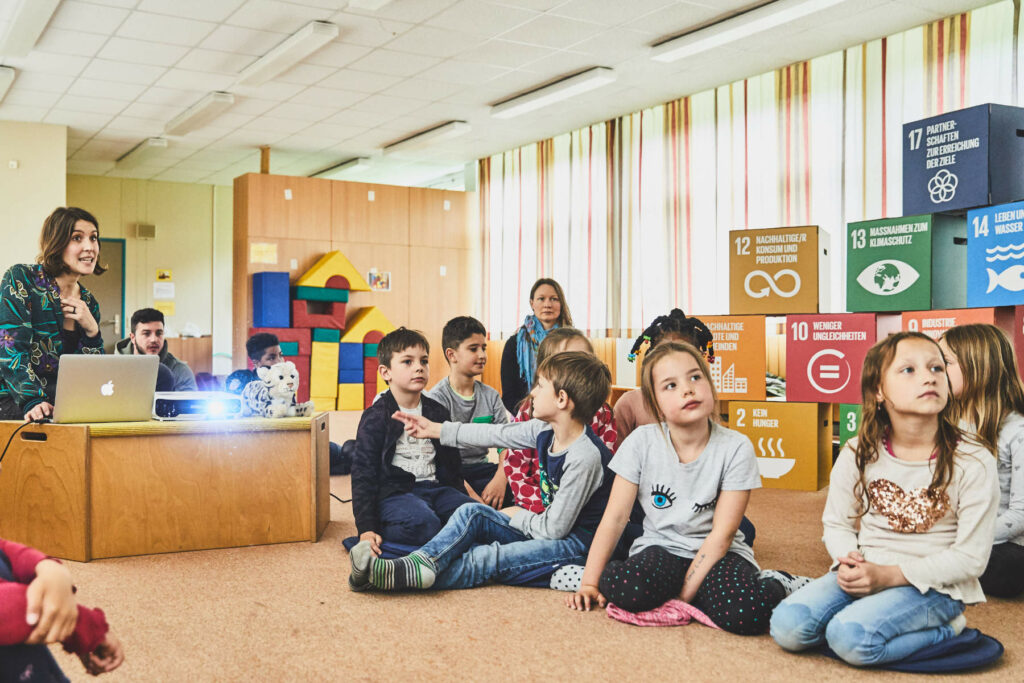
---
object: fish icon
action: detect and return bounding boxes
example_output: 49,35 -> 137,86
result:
987,265 -> 1024,293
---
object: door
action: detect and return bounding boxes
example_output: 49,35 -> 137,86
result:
82,238 -> 125,353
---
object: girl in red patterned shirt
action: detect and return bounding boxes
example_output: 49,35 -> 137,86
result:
504,328 -> 617,512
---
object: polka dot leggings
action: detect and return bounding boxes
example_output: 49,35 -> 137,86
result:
598,546 -> 785,636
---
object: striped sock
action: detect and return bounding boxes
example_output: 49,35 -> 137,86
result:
348,540 -> 374,592
370,551 -> 437,591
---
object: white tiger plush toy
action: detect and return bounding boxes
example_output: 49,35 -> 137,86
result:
241,360 -> 315,418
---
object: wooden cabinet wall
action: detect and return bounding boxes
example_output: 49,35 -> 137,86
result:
233,174 -> 476,388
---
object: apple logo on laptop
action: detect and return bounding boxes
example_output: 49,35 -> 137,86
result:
100,381 -> 114,397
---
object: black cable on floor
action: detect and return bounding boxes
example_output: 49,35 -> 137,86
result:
331,493 -> 351,504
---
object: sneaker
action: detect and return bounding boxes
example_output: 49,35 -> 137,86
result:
949,613 -> 967,636
759,569 -> 813,596
550,564 -> 585,592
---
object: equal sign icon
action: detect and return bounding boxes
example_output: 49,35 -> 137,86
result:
819,364 -> 841,379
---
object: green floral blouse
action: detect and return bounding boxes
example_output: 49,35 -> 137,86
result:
0,264 -> 103,413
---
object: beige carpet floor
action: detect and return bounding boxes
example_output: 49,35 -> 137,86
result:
42,476 -> 1023,682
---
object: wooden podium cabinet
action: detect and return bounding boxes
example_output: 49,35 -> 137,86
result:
0,415 -> 330,561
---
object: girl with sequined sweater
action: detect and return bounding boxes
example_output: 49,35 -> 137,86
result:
771,332 -> 999,668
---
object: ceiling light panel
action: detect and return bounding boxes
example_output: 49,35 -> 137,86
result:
237,21 -> 340,87
116,137 -> 169,169
0,0 -> 64,56
0,66 -> 15,104
384,121 -> 471,155
491,67 -> 616,119
164,91 -> 236,136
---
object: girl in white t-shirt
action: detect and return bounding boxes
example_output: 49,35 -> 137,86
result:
565,341 -> 806,635
939,323 -> 1024,598
771,332 -> 998,667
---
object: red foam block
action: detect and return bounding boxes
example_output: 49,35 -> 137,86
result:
326,275 -> 350,290
292,299 -> 346,330
364,382 -> 377,409
363,330 -> 384,344
292,354 -> 311,403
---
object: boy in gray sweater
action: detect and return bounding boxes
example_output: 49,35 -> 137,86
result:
349,351 -> 614,592
425,316 -> 509,506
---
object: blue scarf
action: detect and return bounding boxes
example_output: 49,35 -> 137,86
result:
516,314 -> 556,387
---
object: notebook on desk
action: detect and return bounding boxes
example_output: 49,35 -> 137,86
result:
52,354 -> 160,424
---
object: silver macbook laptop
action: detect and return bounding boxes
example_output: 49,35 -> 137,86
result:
52,354 -> 160,424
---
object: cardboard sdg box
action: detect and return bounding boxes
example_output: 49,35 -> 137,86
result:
702,316 -> 766,400
838,404 -> 862,450
786,314 -> 876,404
967,200 -> 1024,307
901,307 -> 1014,339
847,214 -> 966,312
730,226 -> 829,315
729,401 -> 832,491
903,104 -> 1024,215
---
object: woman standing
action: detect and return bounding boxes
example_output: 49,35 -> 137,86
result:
0,207 -> 104,421
499,278 -> 572,412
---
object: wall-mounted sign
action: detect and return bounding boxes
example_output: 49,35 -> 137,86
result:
729,401 -> 831,491
729,226 -> 828,315
786,314 -> 876,404
702,315 -> 766,400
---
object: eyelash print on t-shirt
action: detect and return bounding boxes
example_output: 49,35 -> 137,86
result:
692,495 -> 718,513
651,484 -> 676,509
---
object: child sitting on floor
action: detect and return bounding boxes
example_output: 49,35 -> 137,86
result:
425,316 -> 509,507
350,327 -> 475,552
938,324 -> 1024,598
565,341 -> 806,635
771,332 -> 998,667
505,328 -> 616,513
348,351 -> 613,592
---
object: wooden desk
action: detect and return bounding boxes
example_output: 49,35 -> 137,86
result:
0,415 -> 329,561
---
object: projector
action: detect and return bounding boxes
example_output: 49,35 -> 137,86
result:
153,391 -> 243,420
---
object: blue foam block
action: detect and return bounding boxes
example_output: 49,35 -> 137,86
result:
252,272 -> 290,328
338,368 -> 364,384
338,342 -> 363,371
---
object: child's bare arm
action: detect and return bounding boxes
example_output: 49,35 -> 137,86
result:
680,489 -> 749,603
567,475 -> 638,611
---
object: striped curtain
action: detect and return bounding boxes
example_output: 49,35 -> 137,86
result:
480,2 -> 1020,338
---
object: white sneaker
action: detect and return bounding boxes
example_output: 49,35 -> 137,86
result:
760,569 -> 813,596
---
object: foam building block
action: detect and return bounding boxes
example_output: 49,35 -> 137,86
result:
338,383 -> 364,411
248,327 -> 311,357
363,356 -> 377,381
252,272 -> 290,328
296,251 -> 372,290
339,343 -> 363,371
279,341 -> 299,356
376,373 -> 387,394
292,299 -> 346,329
293,355 -> 311,403
311,396 -> 336,412
310,341 -> 340,398
312,327 -> 341,343
364,382 -> 378,409
340,306 -> 397,344
295,286 -> 349,303
339,369 -> 363,384
363,343 -> 378,357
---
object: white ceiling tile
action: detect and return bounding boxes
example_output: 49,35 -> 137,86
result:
304,41 -> 373,67
323,107 -> 396,127
0,104 -> 50,122
426,0 -> 539,36
291,86 -> 367,108
34,29 -> 108,58
481,0 -> 564,10
440,84 -> 506,105
511,51 -> 598,83
211,112 -> 257,128
217,128 -> 288,145
137,86 -> 193,106
50,1 -> 131,34
137,0 -> 247,22
82,58 -> 166,85
455,39 -> 555,68
227,0 -> 334,33
266,101 -> 336,122
4,88 -> 62,108
176,48 -> 252,74
68,136 -> 88,153
44,109 -> 115,134
232,80 -> 308,101
97,37 -> 190,67
171,158 -> 236,172
67,160 -> 117,175
347,49 -> 441,77
79,0 -> 140,8
416,59 -> 510,85
107,164 -> 172,179
551,0 -> 675,26
625,3 -> 721,37
187,147 -> 255,164
281,0 -> 350,8
274,63 -> 336,85
117,11 -> 217,46
68,78 -> 147,101
73,138 -> 138,161
105,115 -> 164,133
272,133 -> 336,153
382,78 -> 465,101
343,0 -> 459,23
200,25 -> 286,56
328,12 -> 414,48
243,115 -> 310,134
173,124 -> 235,142
300,121 -> 366,140
56,94 -> 130,115
230,97 -> 280,116
120,101 -> 182,120
569,29 -> 653,62
13,52 -> 90,77
349,93 -> 423,114
7,72 -> 74,94
155,68 -> 235,92
499,15 -> 604,48
384,26 -> 483,58
317,69 -> 402,93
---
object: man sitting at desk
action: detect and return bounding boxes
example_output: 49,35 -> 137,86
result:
114,308 -> 197,392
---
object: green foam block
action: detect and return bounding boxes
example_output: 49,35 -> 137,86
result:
279,341 -> 300,356
312,328 -> 341,343
294,286 -> 349,303
363,343 -> 378,357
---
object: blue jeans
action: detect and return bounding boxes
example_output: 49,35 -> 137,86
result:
770,571 -> 964,667
378,482 -> 475,547
418,503 -> 589,590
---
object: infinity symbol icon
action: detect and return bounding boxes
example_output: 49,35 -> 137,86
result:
744,269 -> 801,298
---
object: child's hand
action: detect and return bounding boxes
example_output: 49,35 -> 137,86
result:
24,559 -> 78,645
359,531 -> 383,556
480,470 -> 507,509
78,631 -> 125,675
836,550 -> 865,567
837,560 -> 898,597
391,411 -> 441,440
566,585 -> 605,611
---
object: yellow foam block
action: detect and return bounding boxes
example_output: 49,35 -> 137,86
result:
338,383 -> 364,411
310,341 -> 339,398
311,396 -> 337,411
296,251 -> 371,291
340,306 -> 397,343
376,373 -> 387,394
